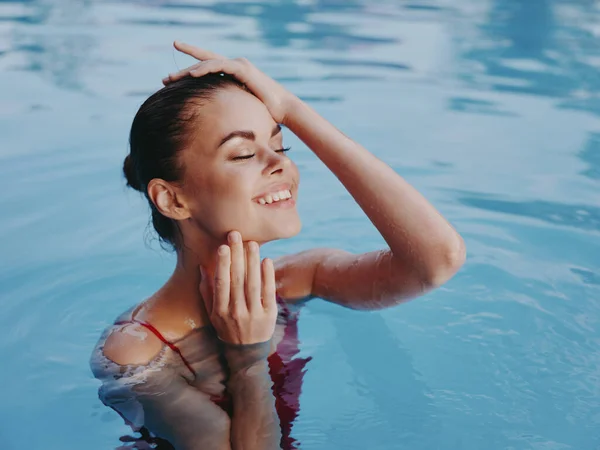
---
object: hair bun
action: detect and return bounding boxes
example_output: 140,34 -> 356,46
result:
123,154 -> 143,192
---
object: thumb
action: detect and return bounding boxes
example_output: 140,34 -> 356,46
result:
199,266 -> 213,317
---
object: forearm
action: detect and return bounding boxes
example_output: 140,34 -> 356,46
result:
283,97 -> 465,286
224,342 -> 281,450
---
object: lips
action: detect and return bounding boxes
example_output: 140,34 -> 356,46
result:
256,189 -> 292,205
253,183 -> 293,204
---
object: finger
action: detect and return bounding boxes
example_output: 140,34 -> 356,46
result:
214,245 -> 231,318
188,59 -> 244,80
261,258 -> 277,311
246,241 -> 261,312
162,62 -> 203,85
228,231 -> 246,314
173,41 -> 226,61
199,266 -> 213,317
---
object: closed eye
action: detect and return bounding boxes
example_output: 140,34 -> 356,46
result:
232,147 -> 291,161
232,154 -> 255,161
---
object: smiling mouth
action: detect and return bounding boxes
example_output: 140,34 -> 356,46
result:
255,189 -> 293,205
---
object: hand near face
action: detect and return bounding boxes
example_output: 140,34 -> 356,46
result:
163,41 -> 295,124
199,231 -> 277,345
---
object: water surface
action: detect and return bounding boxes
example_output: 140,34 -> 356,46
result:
1,0 -> 599,449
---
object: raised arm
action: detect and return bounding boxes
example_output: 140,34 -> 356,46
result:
274,97 -> 465,308
284,98 -> 464,282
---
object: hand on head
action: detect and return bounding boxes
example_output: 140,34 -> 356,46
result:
164,41 -> 295,125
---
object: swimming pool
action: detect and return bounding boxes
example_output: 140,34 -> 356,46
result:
1,0 -> 599,448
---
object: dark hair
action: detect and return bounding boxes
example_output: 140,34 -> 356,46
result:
124,74 -> 246,249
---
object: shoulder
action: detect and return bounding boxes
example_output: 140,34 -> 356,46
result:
102,322 -> 165,366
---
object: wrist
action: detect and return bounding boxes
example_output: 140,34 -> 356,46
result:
280,94 -> 304,127
223,339 -> 271,374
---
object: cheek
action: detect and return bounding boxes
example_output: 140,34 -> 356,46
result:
288,161 -> 301,188
200,169 -> 256,212
221,169 -> 256,201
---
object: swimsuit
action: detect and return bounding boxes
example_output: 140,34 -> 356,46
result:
90,297 -> 310,449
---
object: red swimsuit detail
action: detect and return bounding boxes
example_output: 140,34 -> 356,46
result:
115,297 -> 310,450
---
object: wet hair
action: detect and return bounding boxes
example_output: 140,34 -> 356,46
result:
123,74 -> 246,249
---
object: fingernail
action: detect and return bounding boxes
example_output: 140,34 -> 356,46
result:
218,245 -> 229,255
229,231 -> 240,243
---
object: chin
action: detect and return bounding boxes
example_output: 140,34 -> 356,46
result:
279,218 -> 302,238
254,217 -> 302,244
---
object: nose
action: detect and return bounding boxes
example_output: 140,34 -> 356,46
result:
263,149 -> 289,176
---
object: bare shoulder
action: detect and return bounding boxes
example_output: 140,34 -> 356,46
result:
102,323 -> 165,366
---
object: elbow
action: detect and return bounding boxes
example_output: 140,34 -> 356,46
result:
420,236 -> 466,290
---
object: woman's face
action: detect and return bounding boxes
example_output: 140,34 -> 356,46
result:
178,86 -> 301,244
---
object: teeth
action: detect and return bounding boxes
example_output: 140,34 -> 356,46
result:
257,189 -> 292,204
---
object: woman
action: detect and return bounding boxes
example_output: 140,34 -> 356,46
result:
90,42 -> 465,450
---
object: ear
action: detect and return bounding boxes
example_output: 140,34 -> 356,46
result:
147,179 -> 191,221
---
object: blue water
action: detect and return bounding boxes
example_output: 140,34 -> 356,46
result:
1,0 -> 599,449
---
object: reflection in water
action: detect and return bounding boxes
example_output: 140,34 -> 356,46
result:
578,132 -> 600,181
116,427 -> 174,450
448,96 -> 516,116
2,0 -> 407,94
446,260 -> 600,447
333,313 -> 439,446
2,1 -> 96,91
457,192 -> 600,232
456,0 -> 600,116
310,58 -> 409,71
570,267 -> 600,286
5,0 -> 600,109
162,0 -> 399,50
118,18 -> 224,28
91,301 -> 310,450
2,0 -> 600,448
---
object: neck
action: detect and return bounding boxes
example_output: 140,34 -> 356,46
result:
175,231 -> 223,282
143,233 -> 223,329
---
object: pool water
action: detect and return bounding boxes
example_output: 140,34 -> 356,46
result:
1,0 -> 600,449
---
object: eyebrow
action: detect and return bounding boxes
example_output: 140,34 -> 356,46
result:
218,124 -> 282,148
